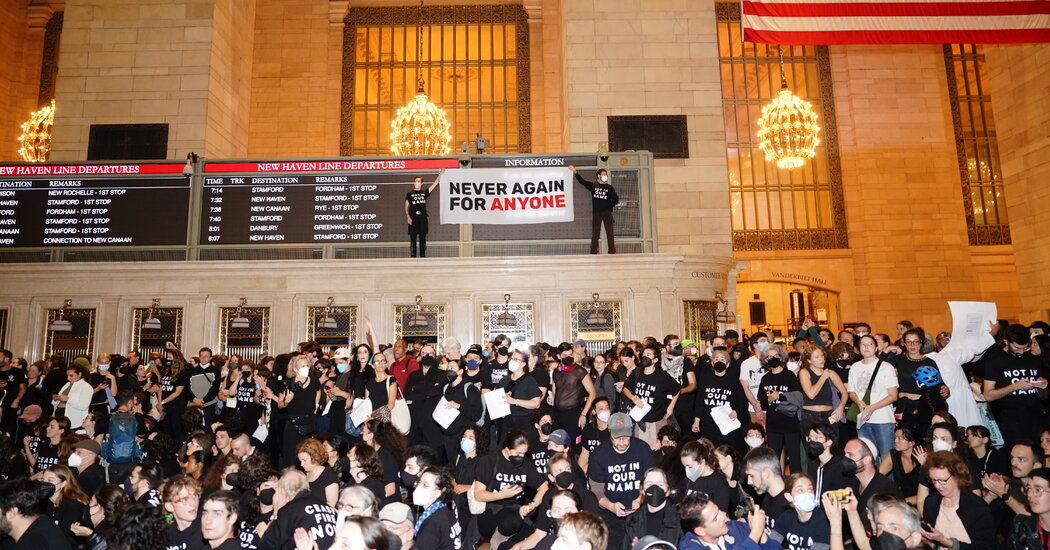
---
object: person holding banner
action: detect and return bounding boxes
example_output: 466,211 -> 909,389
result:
405,170 -> 443,258
569,166 -> 618,254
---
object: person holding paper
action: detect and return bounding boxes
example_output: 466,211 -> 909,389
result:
586,412 -> 656,550
692,349 -> 748,451
438,359 -> 482,463
404,345 -> 446,452
500,349 -> 543,435
621,345 -> 680,446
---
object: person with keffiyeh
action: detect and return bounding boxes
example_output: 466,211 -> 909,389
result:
412,467 -> 460,550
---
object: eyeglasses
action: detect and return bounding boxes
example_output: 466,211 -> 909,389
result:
904,340 -> 922,345
337,502 -> 360,512
929,474 -> 954,485
1023,486 -> 1050,496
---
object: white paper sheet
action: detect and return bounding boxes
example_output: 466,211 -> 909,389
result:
483,388 -> 512,420
710,404 -> 741,435
432,397 -> 461,429
629,402 -> 651,422
349,398 -> 373,427
252,423 -> 269,443
944,301 -> 997,348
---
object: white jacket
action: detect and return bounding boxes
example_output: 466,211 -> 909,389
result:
57,379 -> 94,427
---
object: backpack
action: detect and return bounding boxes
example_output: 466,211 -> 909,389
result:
102,411 -> 141,464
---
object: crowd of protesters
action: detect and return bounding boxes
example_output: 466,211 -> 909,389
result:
0,314 -> 1047,550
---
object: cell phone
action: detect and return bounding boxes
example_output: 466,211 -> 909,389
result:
824,490 -> 851,503
920,520 -> 933,531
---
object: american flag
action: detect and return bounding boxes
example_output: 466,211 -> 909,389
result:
741,0 -> 1050,44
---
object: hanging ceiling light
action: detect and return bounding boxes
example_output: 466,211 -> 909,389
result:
49,299 -> 74,332
142,298 -> 163,331
714,292 -> 737,324
317,297 -> 338,330
230,297 -> 251,330
756,46 -> 821,170
585,293 -> 608,326
496,294 -> 517,327
389,0 -> 452,156
18,99 -> 55,163
408,295 -> 429,327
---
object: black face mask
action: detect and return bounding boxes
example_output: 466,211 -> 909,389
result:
764,357 -> 782,369
420,356 -> 437,368
661,445 -> 676,456
509,455 -> 525,467
805,441 -> 825,456
554,471 -> 574,489
226,473 -> 239,487
876,532 -> 909,550
713,346 -> 728,352
258,488 -> 275,506
163,359 -> 173,367
401,471 -> 419,488
560,356 -> 574,367
712,361 -> 728,373
840,457 -> 858,476
644,485 -> 667,507
540,422 -> 553,436
446,370 -> 458,382
836,358 -> 851,367
498,347 -> 510,357
638,356 -> 653,368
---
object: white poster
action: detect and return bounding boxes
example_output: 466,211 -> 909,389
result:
439,167 -> 574,225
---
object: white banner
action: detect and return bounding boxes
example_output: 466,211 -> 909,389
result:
439,167 -> 574,225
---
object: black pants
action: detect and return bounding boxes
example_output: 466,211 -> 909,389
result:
553,407 -> 583,443
591,210 -> 615,254
409,215 -> 428,257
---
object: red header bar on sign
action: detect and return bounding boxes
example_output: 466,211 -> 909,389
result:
203,159 -> 460,173
0,164 -> 185,176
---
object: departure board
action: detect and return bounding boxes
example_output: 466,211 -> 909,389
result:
200,159 -> 460,245
0,163 -> 190,247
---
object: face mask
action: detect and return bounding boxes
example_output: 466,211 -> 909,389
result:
806,441 -> 825,456
297,366 -> 310,379
840,457 -> 858,476
336,363 -> 349,374
639,356 -> 653,368
446,370 -> 458,382
507,360 -> 522,373
599,174 -> 608,183
255,383 -> 261,390
498,347 -> 509,357
745,436 -> 763,449
163,359 -> 173,367
460,438 -> 475,454
230,362 -> 239,369
597,411 -> 610,423
876,532 -> 909,550
712,361 -> 728,373
644,485 -> 667,507
482,349 -> 491,359
258,488 -> 275,506
931,439 -> 953,452
122,478 -> 135,496
220,368 -> 229,377
554,471 -> 574,489
685,466 -> 702,482
713,346 -> 728,352
420,356 -> 437,368
414,182 -> 422,190
466,359 -> 480,371
509,455 -> 525,467
226,473 -> 239,487
67,454 -> 83,468
836,359 -> 851,367
242,369 -> 252,377
540,422 -> 553,436
98,364 -> 110,372
793,492 -> 817,513
560,356 -> 574,367
401,471 -> 419,488
412,486 -> 437,507
764,357 -> 782,369
661,445 -> 676,456
758,341 -> 769,352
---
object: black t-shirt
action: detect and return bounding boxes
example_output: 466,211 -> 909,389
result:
286,377 -> 319,417
770,508 -> 831,550
238,519 -> 260,549
858,473 -> 903,531
891,355 -> 941,395
211,539 -> 243,550
581,423 -> 609,456
586,438 -> 655,506
377,446 -> 401,503
87,372 -> 111,407
309,467 -> 339,504
625,367 -> 680,422
573,172 -> 618,212
258,492 -> 337,550
0,367 -> 26,407
236,377 -> 257,408
687,471 -> 732,512
482,360 -> 510,390
528,432 -> 552,477
758,369 -> 802,434
531,365 -> 552,393
759,491 -> 789,533
533,485 -> 600,534
983,349 -> 1047,418
160,368 -> 192,402
34,440 -> 60,472
13,516 -> 71,550
416,505 -> 461,550
502,373 -> 541,417
406,189 -> 431,217
476,451 -> 545,511
166,518 -> 207,550
694,371 -> 746,426
366,376 -> 395,412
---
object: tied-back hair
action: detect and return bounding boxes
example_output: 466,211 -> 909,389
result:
45,464 -> 89,506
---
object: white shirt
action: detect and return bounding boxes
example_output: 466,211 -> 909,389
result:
739,356 -> 763,412
927,331 -> 995,428
847,358 -> 898,425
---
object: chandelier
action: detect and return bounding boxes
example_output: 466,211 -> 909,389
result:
390,1 -> 451,156
18,99 -> 55,163
756,47 -> 820,169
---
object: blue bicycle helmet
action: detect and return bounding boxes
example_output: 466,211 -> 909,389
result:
912,365 -> 942,387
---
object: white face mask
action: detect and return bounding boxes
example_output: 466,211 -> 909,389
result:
597,411 -> 610,423
793,492 -> 817,513
507,360 -> 522,373
412,486 -> 437,507
745,436 -> 764,449
931,439 -> 953,452
414,181 -> 422,190
221,368 -> 229,378
297,366 -> 310,379
685,466 -> 701,482
67,454 -> 83,468
599,174 -> 608,183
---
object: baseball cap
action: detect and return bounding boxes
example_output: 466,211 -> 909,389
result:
608,412 -> 633,438
549,429 -> 571,447
18,405 -> 42,422
632,536 -> 677,550
379,502 -> 414,524
573,339 -> 586,347
332,347 -> 352,360
74,439 -> 101,455
681,339 -> 698,349
857,437 -> 879,459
